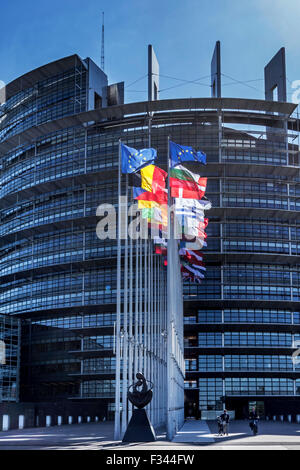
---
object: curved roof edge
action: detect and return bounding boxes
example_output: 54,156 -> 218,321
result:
0,97 -> 297,155
0,54 -> 85,104
116,97 -> 297,115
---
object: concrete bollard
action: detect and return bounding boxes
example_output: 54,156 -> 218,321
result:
18,415 -> 25,430
68,416 -> 73,425
2,415 -> 10,431
288,415 -> 292,423
273,415 -> 276,421
87,416 -> 91,423
280,415 -> 284,422
95,416 -> 99,423
78,416 -> 82,424
46,416 -> 51,427
35,416 -> 39,427
297,415 -> 300,423
57,416 -> 62,426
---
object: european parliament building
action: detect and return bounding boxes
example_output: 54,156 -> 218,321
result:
0,43 -> 300,422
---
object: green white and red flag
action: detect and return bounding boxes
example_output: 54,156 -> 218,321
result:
170,165 -> 207,199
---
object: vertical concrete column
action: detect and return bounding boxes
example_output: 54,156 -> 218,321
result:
265,48 -> 287,102
211,41 -> 221,98
2,415 -> 10,431
148,45 -> 160,102
264,48 -> 288,146
18,415 -> 25,430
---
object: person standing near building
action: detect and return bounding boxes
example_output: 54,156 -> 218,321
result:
220,409 -> 230,436
249,407 -> 259,435
217,415 -> 223,436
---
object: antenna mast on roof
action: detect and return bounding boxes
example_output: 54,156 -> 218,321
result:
101,12 -> 105,71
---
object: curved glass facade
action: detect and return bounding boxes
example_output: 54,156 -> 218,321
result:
0,314 -> 20,402
1,55 -> 300,419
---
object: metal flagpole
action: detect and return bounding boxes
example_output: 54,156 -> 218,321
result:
121,175 -> 129,436
166,136 -> 185,438
147,241 -> 151,417
149,242 -> 153,423
144,237 -> 148,380
163,260 -> 166,426
154,254 -> 158,426
139,231 -> 143,372
151,246 -> 155,424
158,257 -> 161,426
134,234 -> 139,378
163,265 -> 168,427
114,139 -> 122,441
159,260 -> 163,426
147,115 -> 152,422
159,257 -> 162,427
159,258 -> 163,426
128,224 -> 134,422
153,252 -> 156,426
178,238 -> 185,427
166,135 -> 173,441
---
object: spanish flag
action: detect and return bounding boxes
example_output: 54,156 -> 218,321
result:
133,187 -> 168,205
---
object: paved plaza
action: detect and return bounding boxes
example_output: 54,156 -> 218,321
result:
0,419 -> 300,450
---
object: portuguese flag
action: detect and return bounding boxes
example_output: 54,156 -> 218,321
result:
170,165 -> 207,199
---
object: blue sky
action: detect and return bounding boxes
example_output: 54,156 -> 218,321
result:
1,0 -> 300,103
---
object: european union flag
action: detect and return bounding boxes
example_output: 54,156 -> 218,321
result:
170,140 -> 206,168
121,143 -> 157,174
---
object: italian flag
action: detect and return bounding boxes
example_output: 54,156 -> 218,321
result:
170,165 -> 207,199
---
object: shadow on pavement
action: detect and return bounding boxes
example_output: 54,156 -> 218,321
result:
0,420 -> 299,449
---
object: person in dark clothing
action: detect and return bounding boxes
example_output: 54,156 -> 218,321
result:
217,416 -> 223,436
249,407 -> 259,420
249,407 -> 259,435
220,409 -> 230,436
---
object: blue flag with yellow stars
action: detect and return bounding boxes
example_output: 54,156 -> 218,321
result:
121,143 -> 157,174
169,140 -> 206,168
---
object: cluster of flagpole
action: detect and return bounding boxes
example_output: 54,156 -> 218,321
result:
114,140 -> 169,441
166,136 -> 185,439
113,132 -> 209,441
